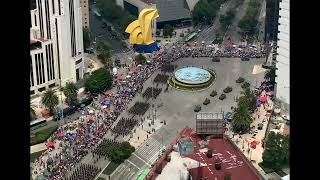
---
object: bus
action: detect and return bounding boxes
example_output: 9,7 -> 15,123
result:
30,118 -> 47,130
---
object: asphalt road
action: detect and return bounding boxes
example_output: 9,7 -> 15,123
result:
109,57 -> 266,180
89,4 -> 128,54
193,0 -> 236,43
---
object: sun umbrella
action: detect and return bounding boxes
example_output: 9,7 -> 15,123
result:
57,132 -> 64,137
126,75 -> 131,78
137,64 -> 142,67
258,96 -> 267,102
47,141 -> 55,148
102,105 -> 107,109
80,104 -> 85,108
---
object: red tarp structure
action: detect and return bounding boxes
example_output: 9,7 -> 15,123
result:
258,96 -> 267,102
103,108 -> 109,111
186,42 -> 192,46
57,132 -> 64,137
47,141 -> 55,147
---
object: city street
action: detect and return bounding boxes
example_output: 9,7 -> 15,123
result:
193,0 -> 236,43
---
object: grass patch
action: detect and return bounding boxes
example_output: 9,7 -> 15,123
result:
103,161 -> 120,175
30,149 -> 47,162
97,177 -> 105,180
258,162 -> 275,174
30,125 -> 58,145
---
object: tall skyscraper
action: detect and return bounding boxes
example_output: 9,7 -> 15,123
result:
80,0 -> 89,29
30,0 -> 84,96
275,0 -> 289,110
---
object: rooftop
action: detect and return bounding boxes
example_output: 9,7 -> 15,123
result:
147,128 -> 262,180
154,0 -> 191,22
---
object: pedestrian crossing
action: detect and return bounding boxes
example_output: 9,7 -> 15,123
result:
134,136 -> 166,165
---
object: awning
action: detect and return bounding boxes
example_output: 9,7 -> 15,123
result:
104,91 -> 110,96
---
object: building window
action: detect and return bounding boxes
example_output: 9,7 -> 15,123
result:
76,69 -> 80,81
30,90 -> 35,95
38,87 -> 46,92
76,58 -> 82,65
85,18 -> 87,20
49,83 -> 56,88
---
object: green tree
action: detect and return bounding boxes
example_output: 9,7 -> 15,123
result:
97,42 -> 112,68
163,24 -> 174,37
83,27 -> 90,50
62,82 -> 78,107
219,9 -> 236,32
262,132 -> 289,170
84,68 -> 112,94
232,101 -> 253,134
192,0 -> 225,25
30,101 -> 36,121
238,0 -> 261,35
107,142 -> 135,163
134,54 -> 146,64
239,88 -> 256,112
41,89 -> 59,114
264,67 -> 276,84
98,0 -> 136,33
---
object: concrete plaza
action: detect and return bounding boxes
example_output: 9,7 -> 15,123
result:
107,57 -> 266,180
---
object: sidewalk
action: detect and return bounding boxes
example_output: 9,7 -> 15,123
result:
30,143 -> 47,154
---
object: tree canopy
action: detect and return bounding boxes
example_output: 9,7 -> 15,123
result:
98,0 -> 136,33
134,54 -> 146,64
192,0 -> 226,25
83,27 -> 90,50
97,42 -> 112,68
262,132 -> 289,170
41,89 -> 59,114
62,82 -> 79,107
238,0 -> 262,35
107,142 -> 135,163
163,24 -> 174,37
84,68 -> 112,94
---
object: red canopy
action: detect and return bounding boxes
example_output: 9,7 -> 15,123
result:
103,108 -> 109,111
250,140 -> 257,146
47,141 -> 55,147
57,132 -> 64,137
258,96 -> 267,102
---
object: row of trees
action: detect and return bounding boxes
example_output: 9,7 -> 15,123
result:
163,24 -> 174,37
83,27 -> 91,50
192,0 -> 226,25
262,132 -> 289,170
98,0 -> 136,33
31,68 -> 113,120
219,9 -> 236,33
238,0 -> 262,35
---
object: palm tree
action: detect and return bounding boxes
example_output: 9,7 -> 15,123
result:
62,82 -> 79,106
232,102 -> 253,134
30,101 -> 36,121
41,89 -> 59,114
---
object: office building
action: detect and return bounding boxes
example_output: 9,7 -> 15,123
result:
275,0 -> 289,110
80,0 -> 89,29
30,0 -> 84,96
